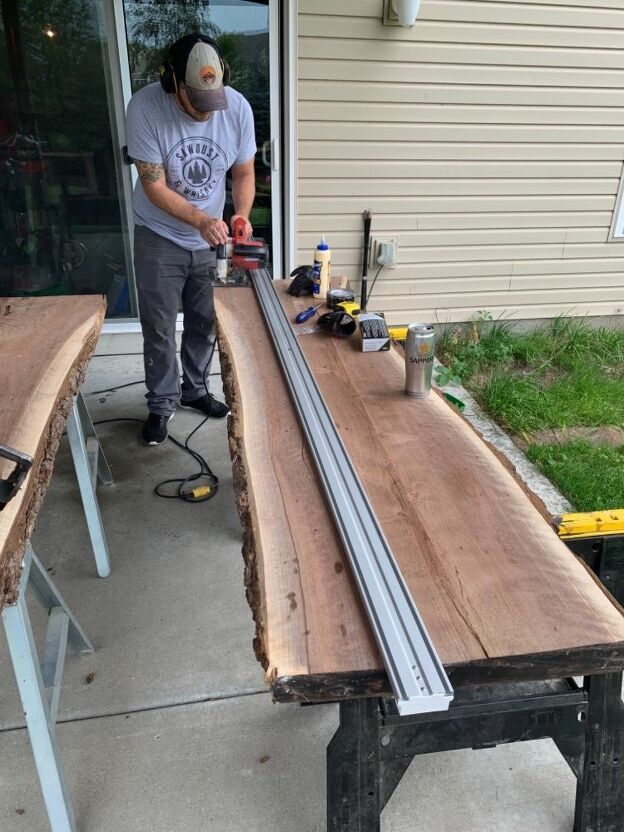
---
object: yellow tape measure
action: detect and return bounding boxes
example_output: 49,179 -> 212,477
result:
336,301 -> 361,317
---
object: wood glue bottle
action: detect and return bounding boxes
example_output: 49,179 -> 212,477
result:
313,235 -> 331,298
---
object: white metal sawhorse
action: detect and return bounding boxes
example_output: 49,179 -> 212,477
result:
67,392 -> 113,579
1,391 -> 112,832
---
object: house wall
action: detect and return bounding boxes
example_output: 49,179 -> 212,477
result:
296,0 -> 624,324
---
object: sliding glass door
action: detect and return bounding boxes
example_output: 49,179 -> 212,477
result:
0,0 -> 135,316
119,0 -> 279,280
0,0 -> 281,321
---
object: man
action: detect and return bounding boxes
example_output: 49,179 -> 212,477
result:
126,33 -> 256,445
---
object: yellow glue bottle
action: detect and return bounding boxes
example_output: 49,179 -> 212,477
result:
313,235 -> 331,299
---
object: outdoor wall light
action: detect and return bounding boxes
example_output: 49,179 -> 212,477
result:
42,23 -> 56,38
393,0 -> 421,26
382,0 -> 421,27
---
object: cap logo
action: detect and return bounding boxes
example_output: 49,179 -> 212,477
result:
199,65 -> 217,86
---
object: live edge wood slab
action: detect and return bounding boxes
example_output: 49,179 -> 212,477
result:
0,296 -> 106,612
215,283 -> 624,703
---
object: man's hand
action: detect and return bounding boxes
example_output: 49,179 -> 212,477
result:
196,216 -> 229,246
231,214 -> 253,239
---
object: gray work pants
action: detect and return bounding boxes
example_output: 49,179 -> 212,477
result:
134,225 -> 216,416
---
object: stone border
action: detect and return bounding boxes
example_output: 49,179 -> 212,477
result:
432,360 -> 573,518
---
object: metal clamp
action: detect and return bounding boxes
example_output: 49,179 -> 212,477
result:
0,443 -> 33,510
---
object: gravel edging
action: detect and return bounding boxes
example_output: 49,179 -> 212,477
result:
432,360 -> 573,518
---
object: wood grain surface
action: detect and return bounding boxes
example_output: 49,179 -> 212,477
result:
0,296 -> 106,611
215,284 -> 624,700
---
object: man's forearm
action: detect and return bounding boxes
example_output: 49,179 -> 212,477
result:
145,181 -> 206,230
134,160 -> 228,245
232,170 -> 255,219
147,186 -> 227,243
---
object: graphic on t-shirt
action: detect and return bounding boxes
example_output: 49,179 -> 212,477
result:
167,137 -> 228,201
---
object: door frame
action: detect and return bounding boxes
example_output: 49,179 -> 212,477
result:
99,0 -> 138,320
101,0 -> 293,334
268,0 -> 283,276
281,0 -> 297,277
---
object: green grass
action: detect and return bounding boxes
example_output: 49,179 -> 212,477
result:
527,441 -> 624,512
437,316 -> 624,388
437,316 -> 624,510
478,370 -> 624,435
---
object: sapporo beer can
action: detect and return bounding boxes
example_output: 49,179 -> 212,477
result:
405,323 -> 435,398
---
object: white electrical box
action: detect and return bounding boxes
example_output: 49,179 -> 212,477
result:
369,237 -> 398,269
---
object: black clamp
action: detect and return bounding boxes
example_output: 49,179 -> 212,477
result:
0,443 -> 33,511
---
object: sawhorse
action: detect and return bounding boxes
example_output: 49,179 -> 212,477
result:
67,392 -> 113,578
328,674 -> 624,832
327,528 -> 624,832
2,391 -> 112,832
3,545 -> 92,832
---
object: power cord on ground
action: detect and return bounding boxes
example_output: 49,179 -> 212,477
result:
88,372 -> 221,398
93,339 -> 220,504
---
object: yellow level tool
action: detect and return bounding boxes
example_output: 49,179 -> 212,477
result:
554,509 -> 624,539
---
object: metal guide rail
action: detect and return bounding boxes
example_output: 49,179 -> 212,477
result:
250,268 -> 453,715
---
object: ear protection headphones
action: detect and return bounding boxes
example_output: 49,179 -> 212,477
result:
159,34 -> 230,95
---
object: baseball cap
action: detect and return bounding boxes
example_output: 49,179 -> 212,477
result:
171,36 -> 228,112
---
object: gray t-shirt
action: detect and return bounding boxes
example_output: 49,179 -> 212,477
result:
126,83 -> 256,250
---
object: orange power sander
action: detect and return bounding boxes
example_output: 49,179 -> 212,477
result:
215,217 -> 269,277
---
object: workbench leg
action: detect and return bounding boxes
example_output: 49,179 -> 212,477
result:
573,672 -> 624,832
327,698 -> 381,832
75,391 -> 113,487
28,547 -> 93,655
379,757 -> 413,812
67,396 -> 111,578
2,586 -> 76,830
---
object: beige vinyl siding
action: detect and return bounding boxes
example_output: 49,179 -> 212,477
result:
296,0 -> 624,324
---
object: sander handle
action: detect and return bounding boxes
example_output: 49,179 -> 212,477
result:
232,216 -> 249,244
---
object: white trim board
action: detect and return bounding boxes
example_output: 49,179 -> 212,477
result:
282,0 -> 298,276
608,160 -> 624,242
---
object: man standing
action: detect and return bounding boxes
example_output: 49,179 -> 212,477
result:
126,33 -> 256,445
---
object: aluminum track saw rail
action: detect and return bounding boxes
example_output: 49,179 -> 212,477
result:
250,269 -> 453,716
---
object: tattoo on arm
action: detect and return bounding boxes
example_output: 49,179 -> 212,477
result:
135,160 -> 164,186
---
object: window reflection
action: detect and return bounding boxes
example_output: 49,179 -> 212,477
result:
0,0 -> 132,316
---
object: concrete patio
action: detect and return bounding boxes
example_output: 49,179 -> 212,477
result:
0,348 -> 580,831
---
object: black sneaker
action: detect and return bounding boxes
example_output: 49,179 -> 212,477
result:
180,393 -> 230,419
142,413 -> 173,445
